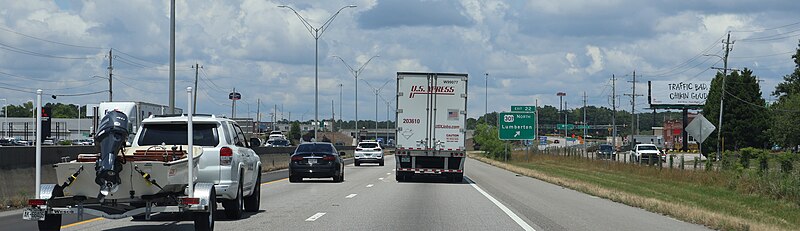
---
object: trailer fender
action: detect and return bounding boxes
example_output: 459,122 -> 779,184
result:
192,183 -> 215,211
39,184 -> 60,200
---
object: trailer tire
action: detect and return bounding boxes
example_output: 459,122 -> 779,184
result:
244,170 -> 261,212
379,159 -> 384,166
223,174 -> 244,219
193,188 -> 216,231
395,172 -> 408,182
38,214 -> 62,231
289,175 -> 302,183
450,173 -> 464,183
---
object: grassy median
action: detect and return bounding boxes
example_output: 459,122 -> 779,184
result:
470,151 -> 800,231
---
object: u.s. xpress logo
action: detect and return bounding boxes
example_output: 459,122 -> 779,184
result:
408,85 -> 456,98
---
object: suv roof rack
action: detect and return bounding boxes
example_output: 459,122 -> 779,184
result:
151,114 -> 217,118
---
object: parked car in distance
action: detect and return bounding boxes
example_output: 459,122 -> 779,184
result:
597,144 -> 615,159
632,144 -> 661,164
289,142 -> 345,183
354,140 -> 384,166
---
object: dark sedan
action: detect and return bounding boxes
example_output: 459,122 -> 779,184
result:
289,142 -> 345,182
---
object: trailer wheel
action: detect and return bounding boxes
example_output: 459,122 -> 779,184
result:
193,189 -> 216,231
244,169 -> 261,212
395,172 -> 407,182
450,173 -> 464,183
38,214 -> 62,231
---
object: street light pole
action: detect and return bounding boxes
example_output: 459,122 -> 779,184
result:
279,4 -> 356,142
485,73 -> 488,123
333,55 -> 379,142
362,79 -> 391,141
557,92 -> 566,139
1,99 -> 6,138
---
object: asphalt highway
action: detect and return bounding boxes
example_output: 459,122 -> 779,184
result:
2,157 -> 708,231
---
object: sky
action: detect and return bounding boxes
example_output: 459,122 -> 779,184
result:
0,0 -> 798,122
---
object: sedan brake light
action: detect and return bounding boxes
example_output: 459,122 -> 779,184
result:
322,155 -> 335,161
291,156 -> 304,161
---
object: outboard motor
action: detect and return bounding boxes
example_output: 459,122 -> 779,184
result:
94,110 -> 129,197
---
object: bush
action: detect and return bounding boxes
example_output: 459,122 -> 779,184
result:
739,147 -> 759,169
757,150 -> 770,174
474,123 -> 506,160
778,152 -> 796,173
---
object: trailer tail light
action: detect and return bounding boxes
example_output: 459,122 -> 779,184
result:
180,197 -> 200,205
28,199 -> 46,206
220,147 -> 233,165
291,156 -> 304,161
322,155 -> 335,161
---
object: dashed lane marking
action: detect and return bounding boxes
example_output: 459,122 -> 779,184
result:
466,177 -> 537,231
305,212 -> 326,221
366,184 -> 374,188
345,194 -> 358,199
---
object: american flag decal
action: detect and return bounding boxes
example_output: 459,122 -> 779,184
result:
447,109 -> 459,120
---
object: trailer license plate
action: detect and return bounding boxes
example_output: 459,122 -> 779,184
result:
23,207 -> 45,221
401,157 -> 410,162
308,159 -> 317,164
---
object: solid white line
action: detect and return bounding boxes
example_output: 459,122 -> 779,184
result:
466,177 -> 536,231
366,184 -> 374,188
346,194 -> 358,199
305,212 -> 326,221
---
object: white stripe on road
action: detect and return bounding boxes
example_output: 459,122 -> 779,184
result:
366,184 -> 374,188
387,172 -> 391,175
378,178 -> 384,180
466,177 -> 536,231
345,194 -> 358,199
305,212 -> 326,221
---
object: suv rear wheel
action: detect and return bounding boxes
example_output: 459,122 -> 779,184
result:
222,174 -> 244,219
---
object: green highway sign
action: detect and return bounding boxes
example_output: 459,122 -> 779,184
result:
576,125 -> 589,129
556,124 -> 575,130
499,112 -> 536,140
511,105 -> 536,112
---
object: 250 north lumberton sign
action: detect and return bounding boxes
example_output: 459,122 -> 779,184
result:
649,81 -> 710,106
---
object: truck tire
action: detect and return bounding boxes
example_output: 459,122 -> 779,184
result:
222,175 -> 244,219
354,160 -> 360,166
379,159 -> 384,166
244,170 -> 261,212
193,188 -> 216,231
451,173 -> 464,183
38,214 -> 62,231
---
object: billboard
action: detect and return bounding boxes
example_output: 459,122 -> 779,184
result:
648,81 -> 710,106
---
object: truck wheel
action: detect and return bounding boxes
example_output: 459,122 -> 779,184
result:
354,160 -> 360,166
244,170 -> 261,212
451,173 -> 464,183
38,214 -> 62,231
222,176 -> 244,219
193,188 -> 216,231
379,160 -> 384,166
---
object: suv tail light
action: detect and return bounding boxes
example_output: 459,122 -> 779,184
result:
322,155 -> 335,161
220,147 -> 233,165
291,156 -> 304,161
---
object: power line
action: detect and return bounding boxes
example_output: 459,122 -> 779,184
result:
640,33 -> 727,77
723,89 -> 800,113
112,48 -> 164,66
730,20 -> 800,33
0,70 -> 98,83
0,41 -> 96,60
0,26 -> 106,50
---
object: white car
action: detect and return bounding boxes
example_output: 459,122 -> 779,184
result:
354,141 -> 384,166
632,144 -> 661,164
134,114 -> 262,219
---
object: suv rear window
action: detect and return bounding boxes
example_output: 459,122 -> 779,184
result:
138,123 -> 219,146
295,143 -> 334,154
358,143 -> 379,149
638,145 -> 658,151
599,145 -> 612,151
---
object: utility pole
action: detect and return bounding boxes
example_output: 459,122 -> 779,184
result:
192,63 -> 202,113
611,74 -> 617,149
274,104 -> 277,131
256,98 -> 260,132
624,71 -> 642,150
485,73 -> 489,123
716,32 -> 734,162
338,83 -> 343,131
331,100 -> 335,132
168,0 -> 175,113
107,49 -> 113,102
583,91 -> 587,154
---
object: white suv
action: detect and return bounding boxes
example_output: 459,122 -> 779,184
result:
133,114 -> 262,219
354,141 -> 384,166
632,144 -> 661,164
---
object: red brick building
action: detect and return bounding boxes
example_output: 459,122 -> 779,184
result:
662,113 -> 697,150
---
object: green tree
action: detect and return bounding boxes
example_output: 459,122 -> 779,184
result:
703,69 -> 770,154
768,41 -> 800,148
473,123 -> 506,159
288,122 -> 301,141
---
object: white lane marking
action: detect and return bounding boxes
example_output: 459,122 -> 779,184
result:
366,184 -> 374,188
466,177 -> 536,231
346,194 -> 358,199
378,177 -> 384,180
387,172 -> 391,175
305,212 -> 326,221
392,169 -> 396,171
